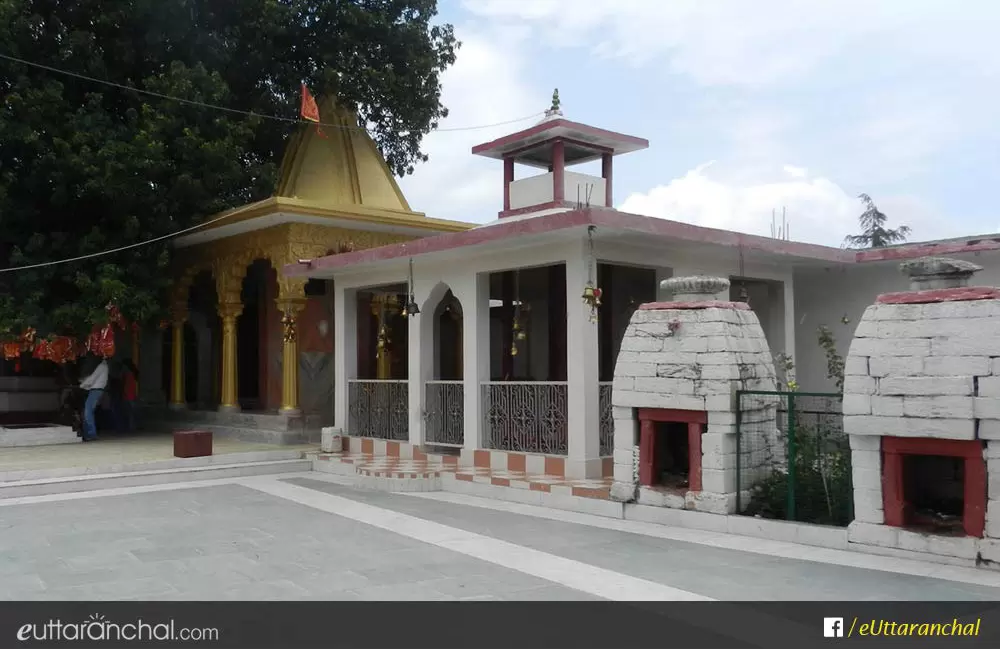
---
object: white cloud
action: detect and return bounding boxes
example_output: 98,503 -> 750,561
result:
397,26 -> 541,223
618,163 -> 948,246
461,0 -> 1000,88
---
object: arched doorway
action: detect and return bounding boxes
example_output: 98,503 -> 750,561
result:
425,288 -> 464,448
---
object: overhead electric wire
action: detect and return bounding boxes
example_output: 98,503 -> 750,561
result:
0,52 -> 544,272
0,53 -> 542,132
0,209 -> 248,273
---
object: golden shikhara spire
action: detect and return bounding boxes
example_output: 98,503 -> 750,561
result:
275,95 -> 416,214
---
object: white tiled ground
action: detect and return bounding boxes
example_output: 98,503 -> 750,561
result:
4,469 -> 1000,602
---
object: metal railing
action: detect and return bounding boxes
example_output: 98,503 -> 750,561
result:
481,381 -> 568,455
599,381 -> 614,456
347,379 -> 408,441
424,380 -> 464,447
735,390 -> 851,526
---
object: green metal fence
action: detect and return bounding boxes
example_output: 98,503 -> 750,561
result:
735,390 -> 853,526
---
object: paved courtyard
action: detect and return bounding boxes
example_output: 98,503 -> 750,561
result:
3,471 -> 1000,602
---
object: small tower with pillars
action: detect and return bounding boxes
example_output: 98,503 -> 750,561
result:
471,89 -> 649,219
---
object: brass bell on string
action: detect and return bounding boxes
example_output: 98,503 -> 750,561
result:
510,344 -> 518,357
512,320 -> 526,341
582,284 -> 596,301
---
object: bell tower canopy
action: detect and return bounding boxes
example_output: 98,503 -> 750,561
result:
471,89 -> 648,219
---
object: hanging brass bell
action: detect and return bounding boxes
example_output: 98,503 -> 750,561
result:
516,330 -> 526,341
582,284 -> 595,301
510,344 -> 518,356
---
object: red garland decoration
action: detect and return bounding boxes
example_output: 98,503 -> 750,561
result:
4,303 -> 127,368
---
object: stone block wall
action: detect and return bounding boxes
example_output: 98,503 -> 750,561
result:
843,258 -> 1000,563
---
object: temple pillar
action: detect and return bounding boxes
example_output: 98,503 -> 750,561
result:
168,304 -> 187,410
277,277 -> 308,416
458,273 -> 489,452
277,300 -> 306,415
215,265 -> 245,414
565,244 -> 601,479
217,302 -> 243,412
334,285 -> 358,431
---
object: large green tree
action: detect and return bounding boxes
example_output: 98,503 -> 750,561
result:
0,0 -> 457,339
842,193 -> 911,249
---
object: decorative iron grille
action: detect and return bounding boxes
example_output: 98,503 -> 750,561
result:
481,381 -> 568,455
347,379 -> 408,441
599,381 -> 614,456
424,380 -> 464,447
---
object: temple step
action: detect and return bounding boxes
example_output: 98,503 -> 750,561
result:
0,458 -> 311,499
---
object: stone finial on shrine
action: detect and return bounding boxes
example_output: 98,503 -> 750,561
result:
661,276 -> 730,302
899,256 -> 982,291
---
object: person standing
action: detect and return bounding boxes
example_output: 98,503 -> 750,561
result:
78,357 -> 109,442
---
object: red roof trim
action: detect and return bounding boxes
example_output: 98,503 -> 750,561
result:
471,119 -> 648,156
282,207 -> 854,277
854,238 -> 1000,262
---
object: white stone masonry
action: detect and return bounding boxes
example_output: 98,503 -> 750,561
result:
610,276 -> 777,514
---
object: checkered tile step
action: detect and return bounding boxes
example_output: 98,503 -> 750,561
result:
315,452 -> 612,499
452,467 -> 612,500
317,452 -> 448,479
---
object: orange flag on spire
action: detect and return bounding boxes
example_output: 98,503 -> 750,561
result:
300,83 -> 326,138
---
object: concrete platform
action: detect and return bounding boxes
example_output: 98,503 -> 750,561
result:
0,424 -> 79,448
0,431 -> 316,482
144,407 -> 325,445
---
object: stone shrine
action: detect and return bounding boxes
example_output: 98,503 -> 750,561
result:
843,256 -> 1000,562
609,276 -> 778,514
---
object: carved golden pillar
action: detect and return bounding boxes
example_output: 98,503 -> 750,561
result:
277,299 -> 307,414
215,264 -> 245,413
276,276 -> 308,415
168,305 -> 187,410
218,302 -> 243,412
371,294 -> 400,380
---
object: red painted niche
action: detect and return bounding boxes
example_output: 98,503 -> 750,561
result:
637,408 -> 706,493
881,437 -> 986,538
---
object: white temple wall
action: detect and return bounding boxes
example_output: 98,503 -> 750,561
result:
792,249 -> 1000,392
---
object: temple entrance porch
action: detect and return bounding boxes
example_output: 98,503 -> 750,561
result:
328,233 -> 667,479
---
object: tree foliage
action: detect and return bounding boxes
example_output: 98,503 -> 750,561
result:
0,0 -> 457,338
842,193 -> 911,249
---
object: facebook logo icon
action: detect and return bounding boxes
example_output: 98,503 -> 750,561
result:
824,617 -> 844,638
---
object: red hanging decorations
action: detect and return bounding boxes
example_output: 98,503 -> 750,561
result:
32,339 -> 52,361
48,336 -> 77,365
86,324 -> 116,359
2,342 -> 20,361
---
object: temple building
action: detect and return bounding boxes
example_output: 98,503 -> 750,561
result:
139,97 -> 472,443
134,91 -> 1000,478
275,96 -> 1000,486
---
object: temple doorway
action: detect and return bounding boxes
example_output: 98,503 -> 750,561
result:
238,259 -> 278,411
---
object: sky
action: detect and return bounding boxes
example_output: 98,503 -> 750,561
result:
396,0 -> 1000,247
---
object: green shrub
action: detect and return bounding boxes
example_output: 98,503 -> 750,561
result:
746,421 -> 853,527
